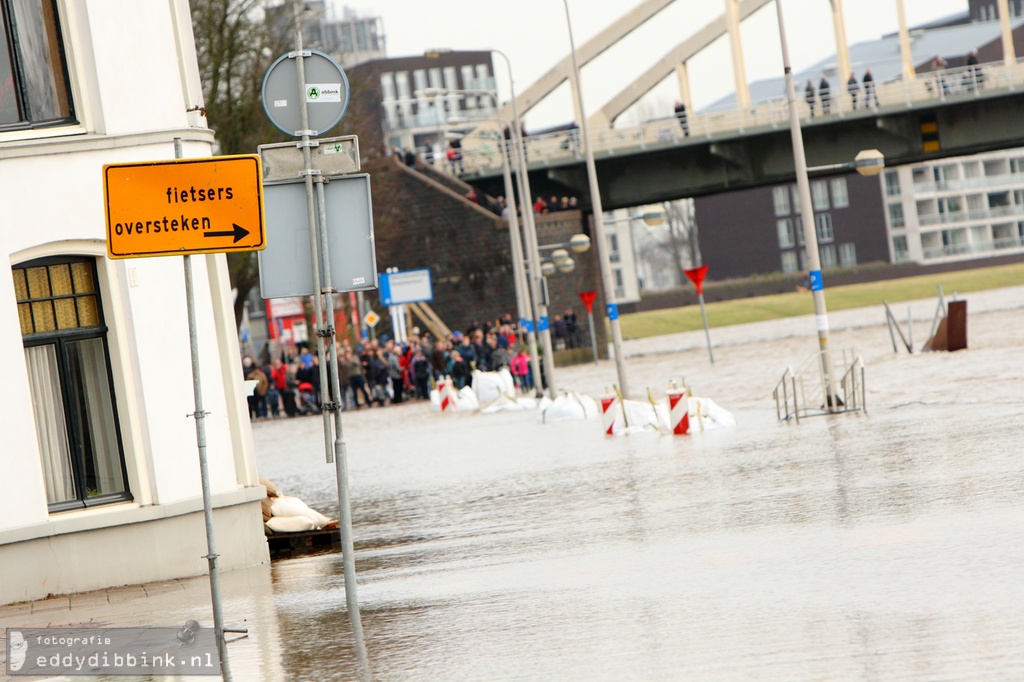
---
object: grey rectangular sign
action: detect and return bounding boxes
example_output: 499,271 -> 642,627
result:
258,173 -> 377,299
6,626 -> 219,676
258,135 -> 360,182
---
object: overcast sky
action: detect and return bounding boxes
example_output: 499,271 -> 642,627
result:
338,0 -> 969,130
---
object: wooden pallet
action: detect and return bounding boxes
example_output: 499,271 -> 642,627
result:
265,527 -> 341,559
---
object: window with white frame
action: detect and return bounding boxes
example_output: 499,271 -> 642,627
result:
831,178 -> 849,208
791,185 -> 801,213
839,242 -> 857,267
811,181 -> 829,211
460,66 -> 476,108
0,0 -> 75,129
777,218 -> 795,248
13,257 -> 131,512
772,186 -> 790,216
413,69 -> 427,96
815,213 -> 834,242
820,244 -> 837,268
781,250 -> 799,273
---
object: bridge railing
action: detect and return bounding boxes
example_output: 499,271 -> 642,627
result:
450,58 -> 1024,180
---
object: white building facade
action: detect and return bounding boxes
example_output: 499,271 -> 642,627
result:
882,149 -> 1024,264
1,1 -> 268,605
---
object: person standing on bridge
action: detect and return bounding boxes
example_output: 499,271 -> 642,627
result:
673,100 -> 690,136
846,72 -> 860,109
966,49 -> 984,91
819,75 -> 831,114
804,80 -> 816,117
863,68 -> 879,108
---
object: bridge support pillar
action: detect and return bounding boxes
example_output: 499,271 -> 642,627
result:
829,0 -> 850,86
895,0 -> 916,82
675,62 -> 693,114
998,0 -> 1017,65
723,0 -> 750,110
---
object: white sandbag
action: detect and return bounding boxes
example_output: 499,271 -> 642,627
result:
480,394 -> 538,414
455,386 -> 480,411
471,368 -> 516,406
538,392 -> 600,424
270,496 -> 333,528
624,399 -> 672,433
689,396 -> 736,430
266,515 -> 316,533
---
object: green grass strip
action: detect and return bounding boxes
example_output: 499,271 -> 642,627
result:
618,263 -> 1024,339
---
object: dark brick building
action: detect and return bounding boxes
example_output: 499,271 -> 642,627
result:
695,172 -> 890,280
363,158 -> 608,353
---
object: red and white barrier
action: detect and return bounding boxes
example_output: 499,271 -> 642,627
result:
667,388 -> 690,435
600,394 -> 617,435
438,377 -> 453,412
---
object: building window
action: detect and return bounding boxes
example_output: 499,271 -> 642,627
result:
839,242 -> 857,267
893,235 -> 910,262
780,250 -> 798,273
815,213 -> 834,242
607,233 -> 621,262
777,218 -> 795,248
791,185 -> 801,214
13,257 -> 130,512
772,186 -> 790,216
884,170 -> 901,197
460,65 -> 476,108
820,244 -> 837,268
812,180 -> 829,211
412,69 -> 427,95
831,178 -> 849,208
0,0 -> 75,129
888,203 -> 905,228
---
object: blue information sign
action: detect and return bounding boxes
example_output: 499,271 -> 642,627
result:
809,270 -> 824,292
538,316 -> 550,332
379,268 -> 433,306
606,303 -> 619,321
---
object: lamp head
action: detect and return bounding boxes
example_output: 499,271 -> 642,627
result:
569,233 -> 591,253
855,149 -> 885,176
551,248 -> 570,265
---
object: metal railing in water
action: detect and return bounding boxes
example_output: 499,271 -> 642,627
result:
433,59 -> 1024,178
774,349 -> 866,422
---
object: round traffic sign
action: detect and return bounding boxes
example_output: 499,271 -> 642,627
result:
261,50 -> 350,137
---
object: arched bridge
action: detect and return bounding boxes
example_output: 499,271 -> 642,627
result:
457,0 -> 1024,210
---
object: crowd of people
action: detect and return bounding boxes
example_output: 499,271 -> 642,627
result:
241,309 -> 586,420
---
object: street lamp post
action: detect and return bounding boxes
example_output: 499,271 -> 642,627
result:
561,0 -> 631,396
491,48 -> 555,398
418,78 -> 547,395
777,0 -> 838,409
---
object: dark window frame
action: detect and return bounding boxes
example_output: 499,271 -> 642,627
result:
15,255 -> 131,513
1,0 -> 76,131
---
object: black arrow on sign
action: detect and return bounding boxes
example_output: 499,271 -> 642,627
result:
203,223 -> 250,243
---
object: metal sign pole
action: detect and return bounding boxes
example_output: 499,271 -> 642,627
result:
289,2 -> 368,675
175,138 -> 231,681
697,293 -> 715,364
313,174 -> 368,666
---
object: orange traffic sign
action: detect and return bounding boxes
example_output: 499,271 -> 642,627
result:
104,155 -> 265,259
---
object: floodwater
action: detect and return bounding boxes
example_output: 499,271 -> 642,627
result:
236,287 -> 1024,679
